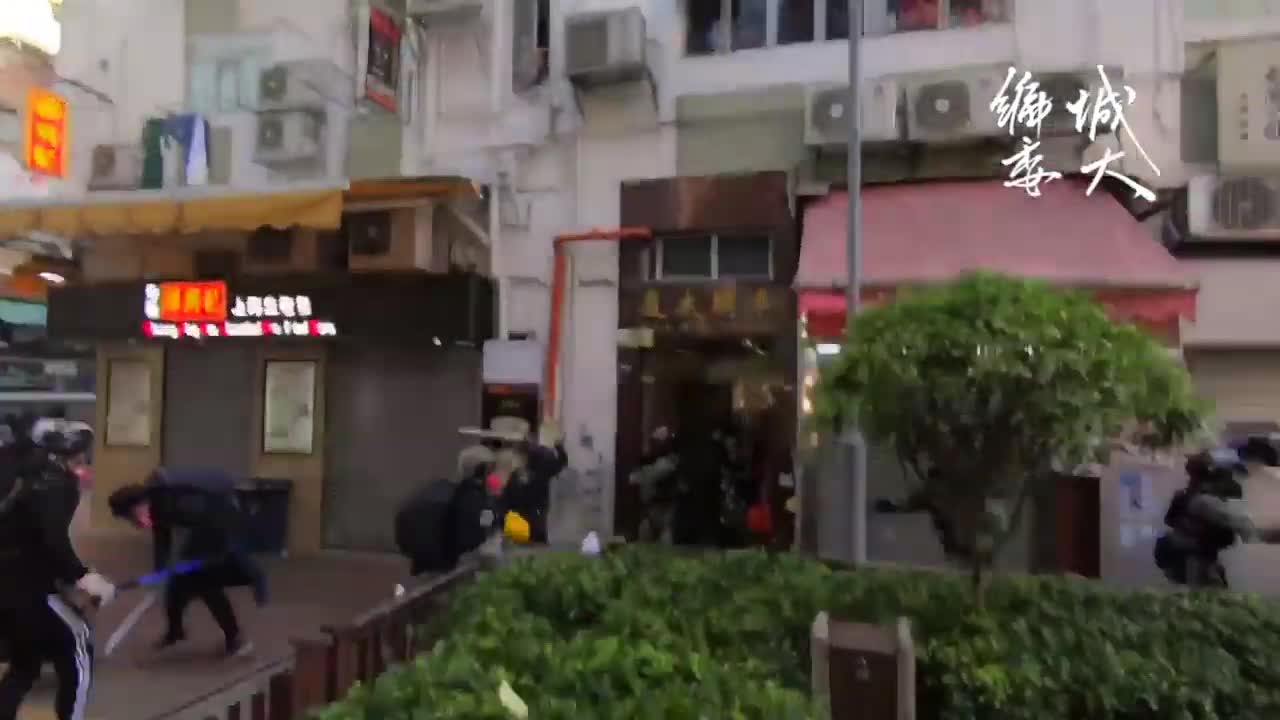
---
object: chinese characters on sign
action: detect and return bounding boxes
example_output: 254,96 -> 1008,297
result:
990,65 -> 1160,201
634,285 -> 779,330
24,88 -> 67,178
142,282 -> 337,340
145,281 -> 226,323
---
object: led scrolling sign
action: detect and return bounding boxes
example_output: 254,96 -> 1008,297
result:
142,281 -> 338,340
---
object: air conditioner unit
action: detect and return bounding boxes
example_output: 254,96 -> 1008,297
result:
904,68 -> 1004,143
408,0 -> 484,25
346,206 -> 444,272
1217,40 -> 1280,171
242,227 -> 316,273
258,60 -> 346,111
88,144 -> 143,191
254,110 -> 323,166
565,7 -> 647,87
1036,67 -> 1123,137
1187,174 -> 1280,240
805,79 -> 901,146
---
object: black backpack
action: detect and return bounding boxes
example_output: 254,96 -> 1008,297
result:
1165,488 -> 1237,553
394,478 -> 459,575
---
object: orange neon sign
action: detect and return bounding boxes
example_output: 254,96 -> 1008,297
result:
154,281 -> 227,323
24,88 -> 68,178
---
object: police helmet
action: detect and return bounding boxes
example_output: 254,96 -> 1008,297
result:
1186,447 -> 1247,482
31,418 -> 92,457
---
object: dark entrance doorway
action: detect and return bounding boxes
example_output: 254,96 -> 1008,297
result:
615,336 -> 793,547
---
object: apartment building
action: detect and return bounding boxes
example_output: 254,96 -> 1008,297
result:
11,0 -> 1267,572
1167,0 -> 1280,595
410,1 -> 1197,552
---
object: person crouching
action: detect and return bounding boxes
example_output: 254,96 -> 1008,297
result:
107,467 -> 267,658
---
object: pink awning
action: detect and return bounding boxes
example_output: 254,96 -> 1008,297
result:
797,179 -> 1197,339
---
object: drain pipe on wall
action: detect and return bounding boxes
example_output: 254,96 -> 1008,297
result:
543,227 -> 653,424
490,179 -> 506,338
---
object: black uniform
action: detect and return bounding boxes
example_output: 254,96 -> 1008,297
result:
0,445 -> 93,720
397,466 -> 506,576
141,469 -> 266,651
497,443 -> 567,544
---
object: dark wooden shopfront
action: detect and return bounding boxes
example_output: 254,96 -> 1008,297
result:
48,272 -> 494,553
615,171 -> 799,545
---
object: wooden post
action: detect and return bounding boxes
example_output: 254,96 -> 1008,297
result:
812,613 -> 916,720
291,636 -> 336,714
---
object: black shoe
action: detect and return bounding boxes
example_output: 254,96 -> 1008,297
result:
225,635 -> 255,658
155,631 -> 185,650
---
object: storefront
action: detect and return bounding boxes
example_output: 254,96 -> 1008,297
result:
610,171 -> 799,547
793,178 -> 1198,572
47,271 -> 495,554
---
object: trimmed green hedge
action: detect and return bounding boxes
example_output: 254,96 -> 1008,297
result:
315,547 -> 1280,720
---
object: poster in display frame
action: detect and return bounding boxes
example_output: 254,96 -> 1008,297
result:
262,360 -> 317,454
105,359 -> 151,447
364,7 -> 401,113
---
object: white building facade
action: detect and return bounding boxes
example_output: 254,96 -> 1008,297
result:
404,0 -> 1197,543
31,0 -> 1280,569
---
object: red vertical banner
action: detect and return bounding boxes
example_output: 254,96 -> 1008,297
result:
24,88 -> 68,178
365,8 -> 402,112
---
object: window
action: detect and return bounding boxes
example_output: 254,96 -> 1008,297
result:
717,235 -> 772,277
732,0 -> 767,50
189,52 -> 265,115
688,0 -> 1011,53
686,0 -> 723,56
779,0 -> 816,44
659,236 -> 714,278
513,0 -> 550,91
651,235 -> 772,280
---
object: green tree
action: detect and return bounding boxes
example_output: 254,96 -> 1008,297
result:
815,272 -> 1204,606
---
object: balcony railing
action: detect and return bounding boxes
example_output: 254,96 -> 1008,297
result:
686,0 -> 1011,56
150,564 -> 479,720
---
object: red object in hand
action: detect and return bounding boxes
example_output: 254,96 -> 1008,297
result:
74,465 -> 92,489
486,473 -> 504,496
746,502 -> 773,536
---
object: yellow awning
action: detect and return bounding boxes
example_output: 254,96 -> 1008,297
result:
0,187 -> 345,237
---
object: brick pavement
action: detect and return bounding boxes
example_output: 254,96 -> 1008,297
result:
15,531 -> 406,720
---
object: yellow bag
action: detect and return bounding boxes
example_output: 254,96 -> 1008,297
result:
504,511 -> 531,544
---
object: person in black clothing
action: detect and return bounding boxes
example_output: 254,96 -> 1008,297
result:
496,434 -> 568,545
395,445 -> 500,576
0,418 -> 116,720
630,427 -> 680,543
107,467 -> 266,658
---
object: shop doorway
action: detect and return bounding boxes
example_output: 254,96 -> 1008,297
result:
322,345 -> 481,552
162,344 -> 255,478
616,336 -> 793,547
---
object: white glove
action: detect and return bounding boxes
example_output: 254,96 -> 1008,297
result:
76,572 -> 117,606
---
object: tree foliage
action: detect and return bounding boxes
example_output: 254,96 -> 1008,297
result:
815,273 -> 1205,596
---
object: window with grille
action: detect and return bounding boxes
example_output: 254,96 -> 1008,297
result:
650,234 -> 772,280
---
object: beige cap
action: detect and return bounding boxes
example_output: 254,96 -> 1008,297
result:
459,415 -> 531,443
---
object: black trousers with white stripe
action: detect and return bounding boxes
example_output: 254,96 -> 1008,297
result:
0,595 -> 93,720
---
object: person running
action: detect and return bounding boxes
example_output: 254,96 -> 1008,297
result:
107,467 -> 266,657
0,417 -> 115,720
